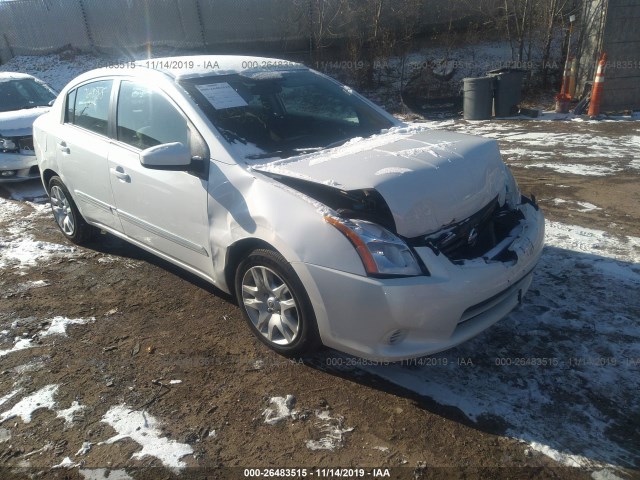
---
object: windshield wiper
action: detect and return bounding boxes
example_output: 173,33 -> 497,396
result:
217,127 -> 247,145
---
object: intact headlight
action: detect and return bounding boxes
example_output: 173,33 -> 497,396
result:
325,216 -> 423,277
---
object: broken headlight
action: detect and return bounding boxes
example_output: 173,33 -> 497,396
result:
325,216 -> 423,277
0,137 -> 19,153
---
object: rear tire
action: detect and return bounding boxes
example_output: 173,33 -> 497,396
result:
235,248 -> 320,357
48,176 -> 95,245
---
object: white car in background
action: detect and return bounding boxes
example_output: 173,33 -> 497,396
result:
33,56 -> 544,361
0,72 -> 57,182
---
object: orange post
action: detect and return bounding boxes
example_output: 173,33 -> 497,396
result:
560,58 -> 572,96
588,53 -> 607,117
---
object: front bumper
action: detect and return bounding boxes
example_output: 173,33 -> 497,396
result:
0,152 -> 40,183
294,202 -> 545,362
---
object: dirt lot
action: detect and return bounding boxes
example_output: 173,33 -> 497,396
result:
1,116 -> 639,480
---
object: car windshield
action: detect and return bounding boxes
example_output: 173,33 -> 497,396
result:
0,78 -> 57,113
180,70 -> 394,160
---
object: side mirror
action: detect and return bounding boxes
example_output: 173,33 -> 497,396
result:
139,142 -> 192,169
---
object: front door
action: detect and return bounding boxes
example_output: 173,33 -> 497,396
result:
107,80 -> 212,277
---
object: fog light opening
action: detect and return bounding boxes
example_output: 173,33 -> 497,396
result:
1,170 -> 17,177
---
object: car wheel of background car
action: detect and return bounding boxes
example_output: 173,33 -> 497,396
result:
235,248 -> 320,357
48,176 -> 95,245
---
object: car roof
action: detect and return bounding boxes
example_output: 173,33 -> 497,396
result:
0,72 -> 38,82
132,55 -> 308,80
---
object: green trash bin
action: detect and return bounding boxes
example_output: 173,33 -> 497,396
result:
489,68 -> 527,117
463,76 -> 495,120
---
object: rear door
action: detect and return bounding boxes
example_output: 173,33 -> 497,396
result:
107,79 -> 212,276
54,79 -> 122,232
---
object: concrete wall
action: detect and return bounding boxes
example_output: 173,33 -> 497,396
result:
578,0 -> 640,111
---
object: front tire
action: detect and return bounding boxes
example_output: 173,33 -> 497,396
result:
48,176 -> 95,245
235,248 -> 320,357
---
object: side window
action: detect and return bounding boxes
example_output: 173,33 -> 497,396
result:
116,81 -> 188,150
65,89 -> 76,123
72,80 -> 112,135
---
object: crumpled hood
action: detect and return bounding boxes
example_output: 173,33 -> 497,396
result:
253,127 -> 509,237
0,107 -> 49,137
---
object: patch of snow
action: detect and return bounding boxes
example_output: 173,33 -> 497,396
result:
76,441 -> 93,456
169,379 -> 182,385
41,316 -> 94,337
551,199 -> 602,213
53,456 -> 80,469
0,337 -> 35,357
80,469 -> 134,480
375,167 -> 414,176
100,405 -> 193,470
0,198 -> 24,222
56,401 -> 85,426
523,163 -> 621,176
373,445 -> 389,452
0,316 -> 94,357
591,469 -> 626,480
263,395 -> 297,425
0,427 -> 11,443
0,236 -> 76,269
527,442 -> 596,468
321,179 -> 344,188
0,385 -> 58,424
305,410 -> 354,451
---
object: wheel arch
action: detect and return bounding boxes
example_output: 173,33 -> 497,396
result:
42,168 -> 59,193
224,237 -> 277,300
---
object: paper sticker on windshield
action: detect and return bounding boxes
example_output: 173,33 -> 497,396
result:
196,83 -> 248,110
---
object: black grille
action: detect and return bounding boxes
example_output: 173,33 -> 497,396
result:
409,197 -> 524,263
17,136 -> 34,152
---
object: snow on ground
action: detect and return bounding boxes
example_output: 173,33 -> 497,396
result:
262,396 -> 354,451
353,220 -> 639,469
0,196 -> 76,271
1,52 -> 114,92
419,119 -> 640,177
99,405 -> 194,470
0,316 -> 95,357
263,395 -> 298,425
79,469 -> 134,480
0,385 -> 58,423
305,410 -> 354,451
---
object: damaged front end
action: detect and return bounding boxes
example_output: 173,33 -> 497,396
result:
409,195 -> 540,266
256,171 -> 397,232
258,168 -> 540,273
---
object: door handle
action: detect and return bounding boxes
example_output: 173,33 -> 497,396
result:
110,166 -> 131,183
58,141 -> 70,154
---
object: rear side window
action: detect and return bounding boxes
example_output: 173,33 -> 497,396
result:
70,80 -> 113,135
116,81 -> 188,150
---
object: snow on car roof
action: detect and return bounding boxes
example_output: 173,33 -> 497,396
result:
133,55 -> 307,80
0,72 -> 37,82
